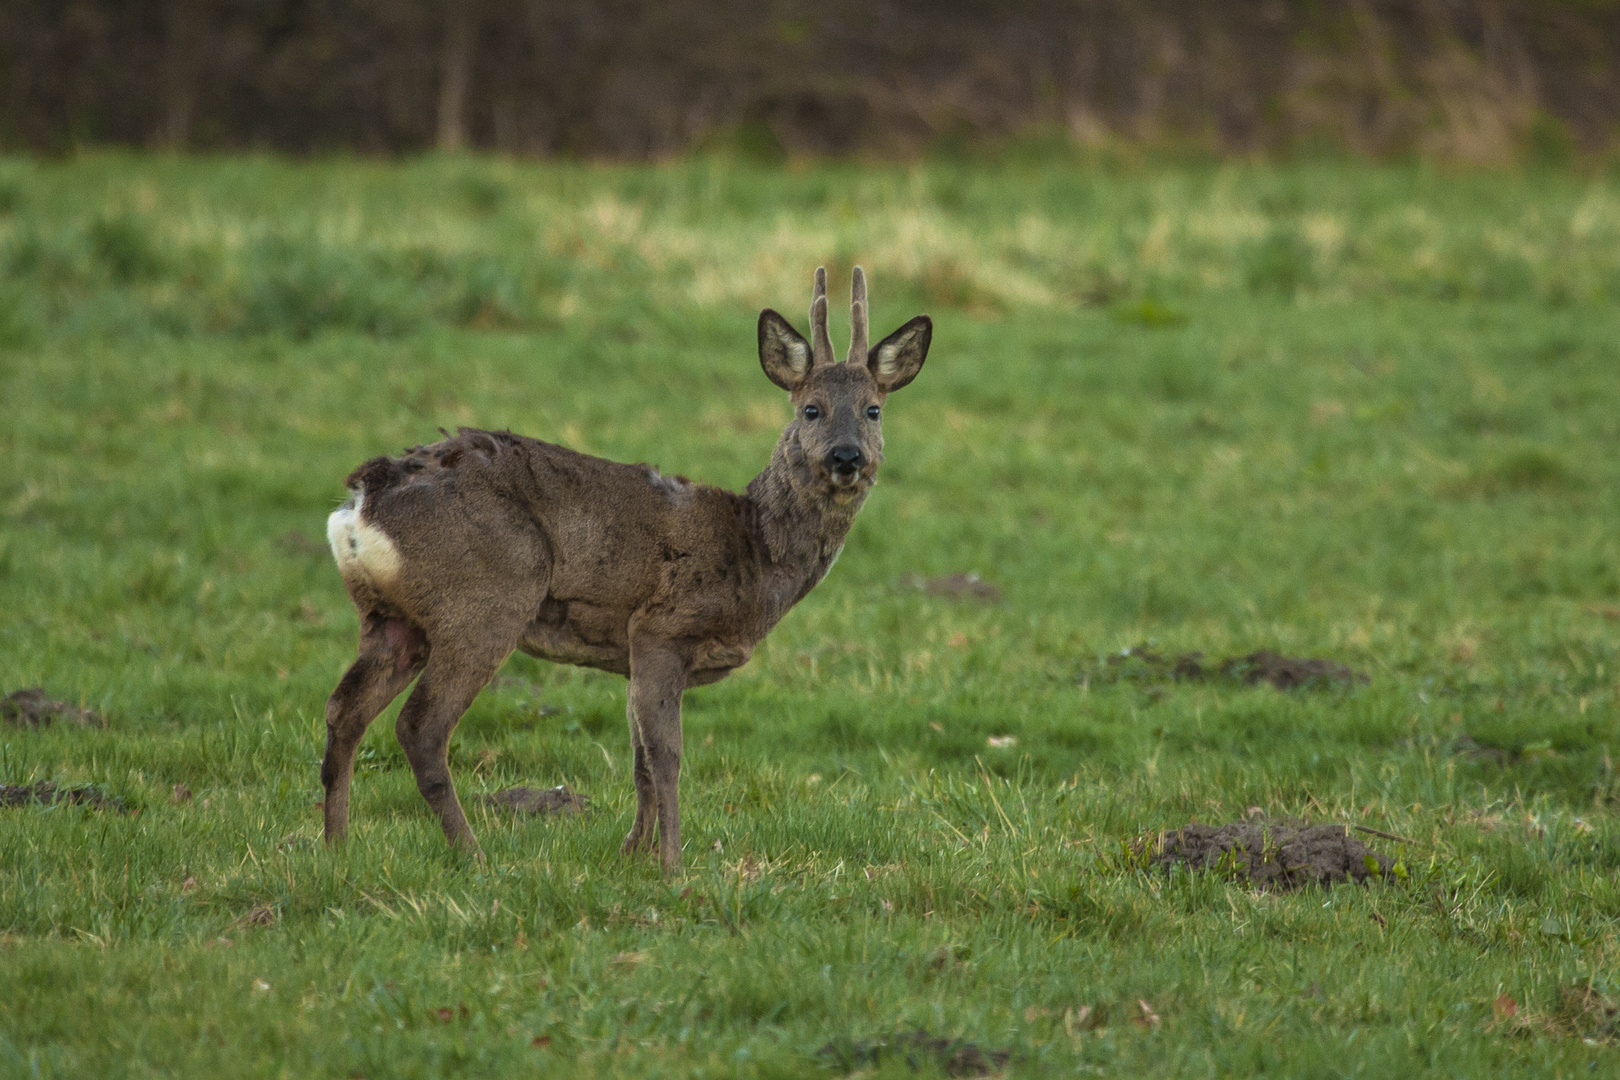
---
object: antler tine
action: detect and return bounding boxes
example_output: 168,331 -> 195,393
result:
847,265 -> 868,363
810,266 -> 833,365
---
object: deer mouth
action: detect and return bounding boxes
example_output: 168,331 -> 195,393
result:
824,464 -> 873,497
822,443 -> 870,493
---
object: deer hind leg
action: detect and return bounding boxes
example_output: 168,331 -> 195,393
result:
626,642 -> 687,875
621,700 -> 658,855
393,639 -> 513,850
323,615 -> 426,843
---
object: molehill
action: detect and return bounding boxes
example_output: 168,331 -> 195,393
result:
1147,821 -> 1396,891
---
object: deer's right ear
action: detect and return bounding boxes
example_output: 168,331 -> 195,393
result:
758,309 -> 813,391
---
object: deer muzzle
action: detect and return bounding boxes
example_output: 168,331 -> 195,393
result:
827,445 -> 865,485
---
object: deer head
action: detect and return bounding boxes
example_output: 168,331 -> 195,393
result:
757,267 -> 932,498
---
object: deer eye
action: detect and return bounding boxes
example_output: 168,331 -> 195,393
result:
866,405 -> 881,421
803,404 -> 821,420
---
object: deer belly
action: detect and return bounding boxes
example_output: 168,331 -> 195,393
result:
518,605 -> 631,674
327,493 -> 403,590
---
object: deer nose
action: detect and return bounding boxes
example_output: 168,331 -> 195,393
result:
828,446 -> 864,474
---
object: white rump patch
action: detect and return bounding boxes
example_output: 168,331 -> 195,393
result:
327,491 -> 403,587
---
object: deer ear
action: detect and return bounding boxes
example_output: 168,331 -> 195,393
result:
758,310 -> 813,391
864,315 -> 931,392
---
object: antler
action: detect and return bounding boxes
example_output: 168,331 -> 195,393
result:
810,266 -> 833,366
847,266 -> 868,363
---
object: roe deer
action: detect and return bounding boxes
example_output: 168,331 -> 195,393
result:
322,268 -> 930,873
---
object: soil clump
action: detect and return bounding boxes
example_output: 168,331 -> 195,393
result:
1451,733 -> 1513,764
1557,980 -> 1620,1043
902,572 -> 1002,603
477,785 -> 589,816
818,1029 -> 1010,1077
2,688 -> 105,728
1106,646 -> 1366,690
1147,820 -> 1394,890
0,782 -> 126,812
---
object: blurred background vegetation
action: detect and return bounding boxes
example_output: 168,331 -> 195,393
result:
3,0 -> 1617,163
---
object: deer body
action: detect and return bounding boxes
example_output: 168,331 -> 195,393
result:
320,269 -> 930,873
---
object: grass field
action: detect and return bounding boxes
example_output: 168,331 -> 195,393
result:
3,151 -> 1620,1077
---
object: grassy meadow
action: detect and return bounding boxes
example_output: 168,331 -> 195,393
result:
3,151 -> 1620,1076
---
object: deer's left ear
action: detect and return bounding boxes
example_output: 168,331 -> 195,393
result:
863,315 -> 931,392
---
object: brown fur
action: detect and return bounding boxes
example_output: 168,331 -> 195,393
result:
320,268 -> 931,873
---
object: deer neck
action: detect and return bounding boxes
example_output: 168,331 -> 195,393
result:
745,430 -> 868,619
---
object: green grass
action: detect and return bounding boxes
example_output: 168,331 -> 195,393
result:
3,151 -> 1620,1077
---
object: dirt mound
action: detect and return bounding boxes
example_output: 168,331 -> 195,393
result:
477,785 -> 589,816
1556,980 -> 1620,1043
0,782 -> 127,812
1,688 -> 105,728
1105,647 -> 1366,690
1219,650 -> 1366,689
1451,733 -> 1513,764
902,572 -> 1002,603
818,1030 -> 1010,1077
1147,821 -> 1394,890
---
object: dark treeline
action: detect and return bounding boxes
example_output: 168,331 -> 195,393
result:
4,1 -> 1618,162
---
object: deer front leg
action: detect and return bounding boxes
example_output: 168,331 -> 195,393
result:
621,699 -> 658,854
626,642 -> 687,875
